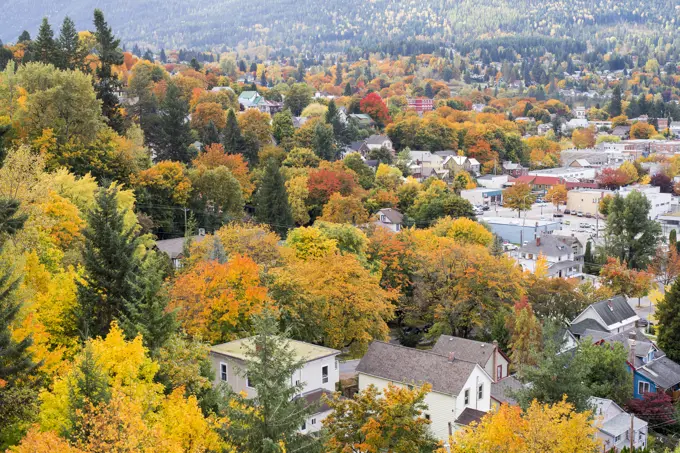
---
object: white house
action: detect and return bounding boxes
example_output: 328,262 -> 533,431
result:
476,174 -> 510,189
569,296 -> 639,339
374,208 -> 404,232
511,234 -> 583,278
590,397 -> 648,451
210,338 -> 341,433
356,341 -> 493,443
431,336 -> 510,382
363,135 -> 393,153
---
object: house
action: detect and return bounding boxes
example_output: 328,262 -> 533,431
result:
374,208 -> 404,232
569,296 -> 639,339
512,234 -> 583,278
513,175 -> 565,192
431,336 -> 510,382
443,155 -> 481,175
408,151 -> 446,180
566,189 -> 613,217
483,217 -> 561,245
476,174 -> 510,189
237,91 -> 283,114
562,118 -> 589,131
502,161 -> 528,178
590,397 -> 648,451
537,123 -> 552,135
238,90 -> 261,109
210,337 -> 341,433
356,341 -> 493,442
490,376 -> 523,408
612,126 -> 631,139
528,167 -> 597,180
362,135 -> 394,155
348,113 -> 375,127
632,354 -> 680,401
155,233 -> 207,269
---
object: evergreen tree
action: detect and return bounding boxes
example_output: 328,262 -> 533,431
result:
34,17 -> 58,66
344,82 -> 352,96
202,120 -> 221,147
312,121 -> 337,161
76,187 -> 145,340
657,277 -> 680,362
296,61 -> 305,82
335,61 -> 343,86
132,43 -> 141,57
57,16 -> 84,71
254,159 -> 294,238
670,229 -> 677,249
609,85 -> 622,117
325,100 -> 347,145
93,9 -> 125,133
222,108 -> 244,154
143,49 -> 154,62
583,241 -> 596,274
149,82 -> 195,163
160,48 -> 167,63
0,198 -> 38,447
424,82 -> 434,99
0,123 -> 10,166
17,31 -> 31,43
221,311 -> 317,453
190,58 -> 201,71
239,60 -> 247,72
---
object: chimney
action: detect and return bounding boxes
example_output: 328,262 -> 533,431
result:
492,340 -> 498,382
536,236 -> 541,246
628,332 -> 636,367
448,352 -> 455,363
607,299 -> 614,311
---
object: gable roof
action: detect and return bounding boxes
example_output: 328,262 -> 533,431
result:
491,375 -> 523,405
517,234 -> 574,257
377,208 -> 404,224
211,337 -> 340,363
155,235 -> 207,259
590,296 -> 638,328
365,135 -> 390,145
356,341 -> 480,396
454,408 -> 487,426
570,318 -> 608,337
431,335 -> 502,367
637,356 -> 680,389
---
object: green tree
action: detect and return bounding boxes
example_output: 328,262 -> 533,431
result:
201,120 -> 221,147
583,241 -> 597,274
343,153 -> 375,189
221,311 -> 318,453
272,109 -> 295,149
284,83 -> 311,116
578,340 -> 631,405
603,192 -> 662,269
335,62 -> 343,86
670,229 -> 677,251
57,17 -> 86,71
0,199 -> 39,449
254,159 -> 294,238
189,166 -> 245,221
312,121 -> 337,161
33,17 -> 58,66
344,82 -> 352,96
93,9 -> 125,133
222,108 -> 244,154
657,277 -> 680,362
147,82 -> 195,163
325,100 -> 348,145
609,85 -> 622,118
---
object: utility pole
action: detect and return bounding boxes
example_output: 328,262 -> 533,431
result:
183,207 -> 188,236
630,413 -> 634,452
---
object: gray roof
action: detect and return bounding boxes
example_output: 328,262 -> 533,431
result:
365,134 -> 390,145
585,329 -> 657,367
356,341 -> 478,396
347,141 -> 364,151
590,296 -> 637,328
454,408 -> 487,426
298,388 -> 333,414
491,375 -> 523,405
601,413 -> 648,437
378,208 -> 404,225
637,356 -> 680,389
570,318 -> 608,336
518,234 -> 574,257
431,335 -> 496,367
155,235 -> 206,259
547,260 -> 581,276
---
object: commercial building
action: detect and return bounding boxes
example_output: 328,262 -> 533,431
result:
460,188 -> 502,207
566,189 -> 613,216
482,217 -> 561,244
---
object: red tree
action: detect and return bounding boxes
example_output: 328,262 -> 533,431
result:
627,391 -> 676,429
597,168 -> 629,189
307,168 -> 358,206
360,93 -> 391,127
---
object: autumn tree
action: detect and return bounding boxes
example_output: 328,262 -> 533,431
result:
360,93 -> 391,127
451,398 -> 600,453
189,165 -> 244,223
599,257 -> 653,304
656,277 -> 680,362
221,311 -> 318,453
324,384 -> 440,453
630,121 -> 656,139
545,184 -> 567,210
430,216 -> 493,247
283,83 -> 311,116
503,183 -> 535,218
649,246 -> 680,285
506,299 -> 542,367
597,168 -> 630,189
320,193 -> 370,225
571,128 -> 595,149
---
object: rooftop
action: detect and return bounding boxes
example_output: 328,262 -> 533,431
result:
211,337 -> 340,363
431,335 -> 502,367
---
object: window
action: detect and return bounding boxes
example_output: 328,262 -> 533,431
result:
425,414 -> 431,421
220,363 -> 228,382
322,365 -> 329,384
335,359 -> 338,370
301,420 -> 306,430
464,389 -> 470,406
478,383 -> 484,400
311,418 -> 317,425
246,374 -> 254,388
497,365 -> 503,380
638,381 -> 650,395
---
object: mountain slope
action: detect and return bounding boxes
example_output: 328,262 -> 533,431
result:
0,0 -> 677,51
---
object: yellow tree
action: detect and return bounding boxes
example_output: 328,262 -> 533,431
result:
571,128 -> 596,149
320,193 -> 370,225
168,255 -> 269,343
503,183 -> 535,218
285,226 -> 338,259
238,108 -> 272,144
451,398 -> 600,453
619,161 -> 639,184
430,216 -> 493,247
285,175 -> 310,225
545,184 -> 567,211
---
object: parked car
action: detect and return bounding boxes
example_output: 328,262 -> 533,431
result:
482,205 -> 490,211
577,211 -> 584,217
564,209 -> 571,215
585,213 -> 592,218
553,213 -> 564,218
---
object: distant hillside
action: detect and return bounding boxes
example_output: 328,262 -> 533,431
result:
0,0 -> 677,51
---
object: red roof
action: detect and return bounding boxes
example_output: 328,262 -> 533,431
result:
566,181 -> 599,190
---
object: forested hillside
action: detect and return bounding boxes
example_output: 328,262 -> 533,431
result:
0,0 -> 678,51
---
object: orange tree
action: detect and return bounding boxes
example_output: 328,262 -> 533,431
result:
503,182 -> 535,218
545,184 -> 567,211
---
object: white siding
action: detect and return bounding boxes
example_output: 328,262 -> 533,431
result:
454,365 -> 492,418
358,373 -> 458,441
